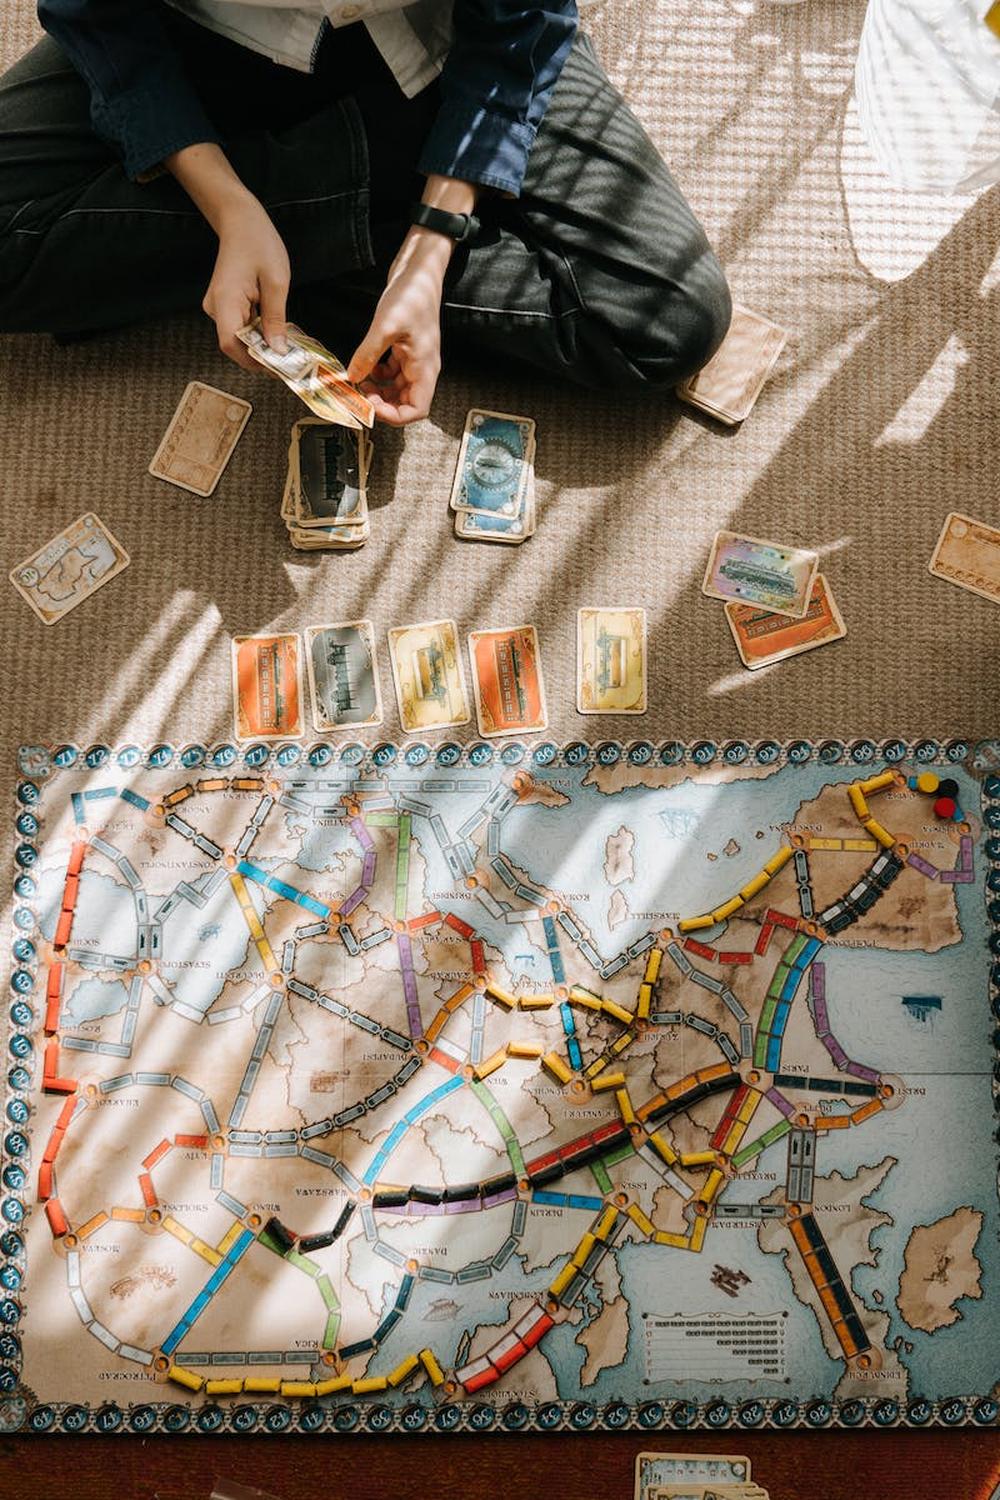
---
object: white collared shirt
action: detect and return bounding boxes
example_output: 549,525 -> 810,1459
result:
164,0 -> 454,97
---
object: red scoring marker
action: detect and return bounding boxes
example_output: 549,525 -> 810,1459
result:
933,796 -> 957,820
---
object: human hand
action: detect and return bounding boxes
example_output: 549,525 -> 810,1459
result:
346,230 -> 449,425
202,196 -> 291,370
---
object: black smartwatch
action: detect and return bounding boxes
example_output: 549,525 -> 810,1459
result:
410,202 -> 480,243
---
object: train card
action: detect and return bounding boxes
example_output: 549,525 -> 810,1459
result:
236,318 -> 374,429
387,619 -> 470,733
702,530 -> 818,618
231,632 -> 305,740
148,381 -> 252,497
928,510 -> 1000,605
725,572 -> 846,669
468,625 -> 548,737
676,302 -> 787,425
8,511 -> 130,625
449,408 -> 535,518
305,621 -> 382,732
576,606 -> 647,714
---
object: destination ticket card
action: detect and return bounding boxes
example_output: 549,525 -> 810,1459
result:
635,1453 -> 752,1494
928,510 -> 1000,606
468,625 -> 548,737
305,621 -> 382,732
148,380 -> 251,497
702,530 -> 818,618
725,572 -> 846,669
387,619 -> 471,733
9,511 -> 130,625
577,606 -> 647,714
231,632 -> 305,741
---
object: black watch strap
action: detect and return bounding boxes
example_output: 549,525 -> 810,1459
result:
410,202 -> 479,243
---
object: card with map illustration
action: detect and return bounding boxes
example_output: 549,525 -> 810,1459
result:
468,625 -> 547,736
577,606 -> 647,713
9,511 -> 129,625
231,631 -> 305,740
387,618 -> 470,732
3,741 -> 997,1434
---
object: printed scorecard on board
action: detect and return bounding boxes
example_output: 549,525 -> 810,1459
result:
2,736 -> 998,1435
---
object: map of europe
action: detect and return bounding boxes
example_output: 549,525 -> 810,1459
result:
3,740 -> 999,1434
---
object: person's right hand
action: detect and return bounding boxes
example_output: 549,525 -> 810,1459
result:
202,196 -> 291,369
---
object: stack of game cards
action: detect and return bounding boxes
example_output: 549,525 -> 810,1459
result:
702,530 -> 847,672
233,317 -> 376,551
280,418 -> 372,551
450,408 -> 536,544
677,303 -> 788,426
636,1451 -> 771,1500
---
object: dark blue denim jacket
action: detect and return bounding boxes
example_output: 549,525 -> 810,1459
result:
37,0 -> 578,195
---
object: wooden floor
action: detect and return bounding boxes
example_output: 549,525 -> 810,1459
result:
2,1429 -> 998,1500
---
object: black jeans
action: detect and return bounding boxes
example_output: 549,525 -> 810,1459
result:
0,16 -> 731,391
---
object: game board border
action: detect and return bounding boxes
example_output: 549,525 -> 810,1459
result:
4,735 -> 999,1436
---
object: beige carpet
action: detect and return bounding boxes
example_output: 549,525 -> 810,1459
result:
1,0 -> 998,797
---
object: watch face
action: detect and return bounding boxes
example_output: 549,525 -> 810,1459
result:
470,439 -> 519,490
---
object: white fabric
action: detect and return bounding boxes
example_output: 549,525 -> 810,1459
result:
855,0 -> 1000,191
164,0 -> 449,97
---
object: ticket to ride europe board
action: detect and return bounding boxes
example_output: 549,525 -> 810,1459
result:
3,735 -> 998,1436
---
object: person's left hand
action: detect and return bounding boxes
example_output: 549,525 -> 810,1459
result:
346,232 -> 450,424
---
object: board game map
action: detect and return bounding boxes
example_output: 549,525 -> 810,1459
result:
3,737 -> 998,1436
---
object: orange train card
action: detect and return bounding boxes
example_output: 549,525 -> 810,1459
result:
231,632 -> 305,740
468,625 -> 548,737
724,573 -> 846,670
